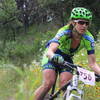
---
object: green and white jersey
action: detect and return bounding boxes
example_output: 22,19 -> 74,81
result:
46,25 -> 95,56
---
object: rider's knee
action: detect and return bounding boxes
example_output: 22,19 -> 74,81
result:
60,79 -> 68,87
43,79 -> 55,89
60,72 -> 72,87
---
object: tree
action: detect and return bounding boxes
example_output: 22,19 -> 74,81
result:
0,0 -> 22,45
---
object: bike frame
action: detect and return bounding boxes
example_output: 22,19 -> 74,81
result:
48,61 -> 100,100
64,70 -> 85,100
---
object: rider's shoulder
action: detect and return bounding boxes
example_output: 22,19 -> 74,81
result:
86,30 -> 94,37
82,30 -> 94,42
57,25 -> 70,32
55,25 -> 71,39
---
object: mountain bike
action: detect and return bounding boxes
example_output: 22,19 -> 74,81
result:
44,61 -> 100,100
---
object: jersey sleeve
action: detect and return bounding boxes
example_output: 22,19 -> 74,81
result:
45,29 -> 71,48
83,34 -> 95,55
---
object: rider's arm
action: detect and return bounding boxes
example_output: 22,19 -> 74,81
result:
46,42 -> 59,59
88,54 -> 100,75
45,26 -> 70,60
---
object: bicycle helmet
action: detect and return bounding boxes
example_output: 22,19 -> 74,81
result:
70,7 -> 92,21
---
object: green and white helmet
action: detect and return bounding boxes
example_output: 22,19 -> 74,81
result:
70,7 -> 92,21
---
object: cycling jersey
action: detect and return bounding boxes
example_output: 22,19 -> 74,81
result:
46,25 -> 95,56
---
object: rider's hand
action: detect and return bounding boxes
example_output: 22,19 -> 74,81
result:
51,54 -> 64,64
95,74 -> 100,82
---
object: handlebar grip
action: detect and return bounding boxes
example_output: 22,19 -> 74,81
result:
95,74 -> 100,82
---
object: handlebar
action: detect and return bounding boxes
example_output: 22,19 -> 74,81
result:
63,61 -> 79,69
62,61 -> 100,82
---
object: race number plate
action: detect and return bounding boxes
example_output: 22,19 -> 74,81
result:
77,67 -> 95,86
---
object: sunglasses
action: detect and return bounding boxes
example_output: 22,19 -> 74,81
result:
74,20 -> 90,26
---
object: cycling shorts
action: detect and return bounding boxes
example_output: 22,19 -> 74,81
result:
41,49 -> 74,74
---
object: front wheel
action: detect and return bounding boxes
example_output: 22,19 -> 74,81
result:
64,93 -> 81,100
69,96 -> 81,100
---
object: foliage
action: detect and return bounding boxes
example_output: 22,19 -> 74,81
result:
0,0 -> 100,43
0,0 -> 16,20
15,0 -> 100,35
0,62 -> 23,100
0,0 -> 23,44
37,0 -> 59,6
0,23 -> 57,67
15,62 -> 42,100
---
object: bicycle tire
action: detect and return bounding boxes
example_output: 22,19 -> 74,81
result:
68,96 -> 81,100
63,93 -> 81,100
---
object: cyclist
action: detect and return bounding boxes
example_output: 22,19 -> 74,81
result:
34,7 -> 100,100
